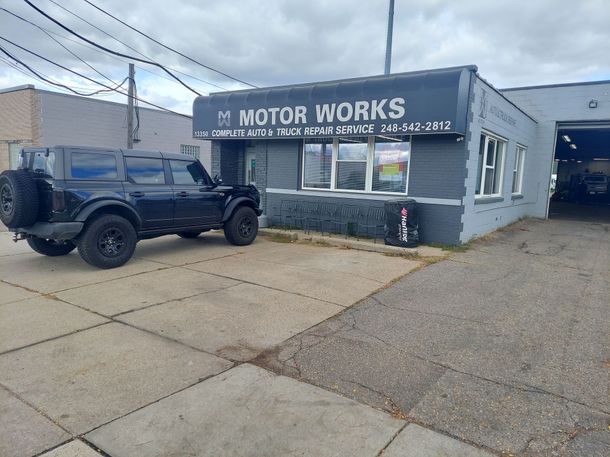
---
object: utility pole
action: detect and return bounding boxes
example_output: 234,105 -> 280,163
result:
127,63 -> 134,149
384,0 -> 395,75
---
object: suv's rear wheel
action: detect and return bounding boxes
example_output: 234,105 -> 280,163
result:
224,206 -> 258,246
27,238 -> 76,256
77,215 -> 137,269
0,170 -> 39,228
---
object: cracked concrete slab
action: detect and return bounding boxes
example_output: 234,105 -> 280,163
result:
39,439 -> 102,457
0,387 -> 70,457
0,323 -> 232,435
55,267 -> 239,316
0,254 -> 163,294
383,424 -> 495,457
86,364 -> 404,457
187,245 -> 418,306
255,218 -> 610,456
0,296 -> 108,353
118,282 -> 344,361
0,280 -> 38,306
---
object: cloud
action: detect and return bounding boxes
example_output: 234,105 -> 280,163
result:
1,0 -> 609,115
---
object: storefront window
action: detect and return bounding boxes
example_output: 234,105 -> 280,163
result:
302,135 -> 409,194
372,137 -> 409,193
303,139 -> 332,189
336,138 -> 368,190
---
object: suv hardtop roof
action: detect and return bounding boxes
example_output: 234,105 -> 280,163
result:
22,145 -> 194,162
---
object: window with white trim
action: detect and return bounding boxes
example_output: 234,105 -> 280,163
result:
512,145 -> 526,194
302,135 -> 410,194
180,144 -> 200,159
476,132 -> 506,197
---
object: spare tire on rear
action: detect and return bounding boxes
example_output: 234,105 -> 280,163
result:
0,170 -> 39,228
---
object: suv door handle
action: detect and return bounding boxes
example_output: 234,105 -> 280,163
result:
129,191 -> 145,197
177,191 -> 189,197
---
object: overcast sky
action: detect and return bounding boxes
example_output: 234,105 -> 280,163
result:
1,0 -> 609,115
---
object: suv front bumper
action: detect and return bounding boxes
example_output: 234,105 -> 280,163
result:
12,222 -> 84,240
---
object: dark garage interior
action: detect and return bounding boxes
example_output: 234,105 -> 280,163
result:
549,123 -> 610,222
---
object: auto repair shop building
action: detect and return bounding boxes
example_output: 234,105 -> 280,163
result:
193,65 -> 610,244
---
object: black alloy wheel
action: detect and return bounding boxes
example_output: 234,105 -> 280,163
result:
0,183 -> 13,217
97,227 -> 126,257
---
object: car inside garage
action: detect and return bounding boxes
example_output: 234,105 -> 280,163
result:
549,122 -> 610,222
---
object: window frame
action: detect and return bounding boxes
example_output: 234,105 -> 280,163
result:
476,131 -> 507,198
301,136 -> 410,195
512,144 -> 526,195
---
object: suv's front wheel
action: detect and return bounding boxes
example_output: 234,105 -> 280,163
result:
27,238 -> 76,256
224,206 -> 258,246
77,215 -> 137,269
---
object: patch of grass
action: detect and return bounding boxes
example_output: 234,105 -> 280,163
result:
265,233 -> 295,243
428,242 -> 471,253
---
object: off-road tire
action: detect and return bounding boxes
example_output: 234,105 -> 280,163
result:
77,215 -> 137,269
224,206 -> 258,246
27,238 -> 76,256
0,170 -> 39,228
178,231 -> 202,238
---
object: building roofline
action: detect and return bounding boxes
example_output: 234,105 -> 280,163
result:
36,88 -> 192,118
209,64 -> 479,96
0,84 -> 35,95
475,74 -> 538,123
501,78 -> 610,92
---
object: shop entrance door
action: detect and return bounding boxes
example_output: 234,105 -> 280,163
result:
245,149 -> 256,186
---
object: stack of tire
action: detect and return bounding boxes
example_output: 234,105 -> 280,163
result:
0,170 -> 75,256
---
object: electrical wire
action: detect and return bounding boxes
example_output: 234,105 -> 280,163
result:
23,0 -> 202,96
0,7 -> 120,87
0,7 -> 227,92
80,0 -> 257,88
0,36 -> 190,117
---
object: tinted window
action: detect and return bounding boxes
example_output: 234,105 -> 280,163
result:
126,157 -> 165,184
170,160 -> 207,185
71,152 -> 117,179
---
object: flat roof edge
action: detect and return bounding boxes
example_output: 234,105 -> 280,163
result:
501,79 -> 610,92
0,84 -> 36,95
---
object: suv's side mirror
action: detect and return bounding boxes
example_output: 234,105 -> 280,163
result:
213,175 -> 223,186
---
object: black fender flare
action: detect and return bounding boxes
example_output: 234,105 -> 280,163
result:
222,197 -> 258,222
75,200 -> 142,228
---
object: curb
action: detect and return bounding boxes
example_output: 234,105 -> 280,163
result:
258,228 -> 445,258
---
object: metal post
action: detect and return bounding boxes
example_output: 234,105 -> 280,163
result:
384,0 -> 395,75
127,63 -> 134,149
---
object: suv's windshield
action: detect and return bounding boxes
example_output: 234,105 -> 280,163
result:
29,151 -> 55,178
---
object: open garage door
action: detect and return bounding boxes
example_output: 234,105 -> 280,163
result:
549,122 -> 610,222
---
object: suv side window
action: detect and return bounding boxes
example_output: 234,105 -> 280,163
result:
71,152 -> 118,179
125,157 -> 165,184
169,160 -> 209,185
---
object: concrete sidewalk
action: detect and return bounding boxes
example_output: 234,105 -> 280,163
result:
257,218 -> 610,456
0,230 -> 492,457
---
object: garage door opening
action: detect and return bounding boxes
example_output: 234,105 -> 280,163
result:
549,122 -> 610,222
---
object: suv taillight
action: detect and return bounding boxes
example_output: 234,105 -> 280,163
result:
52,189 -> 66,212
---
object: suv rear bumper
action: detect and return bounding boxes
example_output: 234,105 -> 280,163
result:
12,222 -> 84,240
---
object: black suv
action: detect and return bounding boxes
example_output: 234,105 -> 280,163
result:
0,146 -> 261,269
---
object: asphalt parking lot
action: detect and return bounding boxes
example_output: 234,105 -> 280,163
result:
0,230 -> 429,457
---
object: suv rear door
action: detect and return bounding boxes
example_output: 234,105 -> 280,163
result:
168,159 -> 224,227
123,154 -> 174,229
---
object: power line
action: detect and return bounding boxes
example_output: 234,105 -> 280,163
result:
0,8 -> 119,87
23,0 -> 202,96
0,36 -> 190,117
0,44 -> 128,96
81,0 -> 258,88
1,7 -> 227,92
